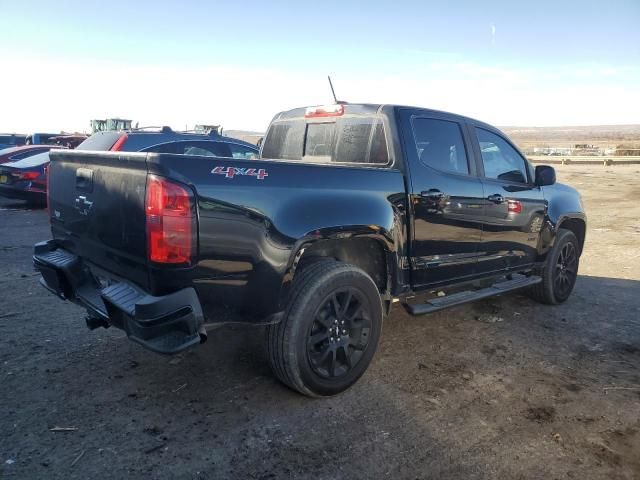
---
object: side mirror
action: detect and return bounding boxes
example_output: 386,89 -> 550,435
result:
535,165 -> 556,186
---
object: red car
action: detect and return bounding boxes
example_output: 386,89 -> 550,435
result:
0,145 -> 57,164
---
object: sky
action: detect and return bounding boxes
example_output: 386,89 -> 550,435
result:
0,0 -> 639,133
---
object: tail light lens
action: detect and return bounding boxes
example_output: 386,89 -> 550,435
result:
145,175 -> 194,265
110,133 -> 128,151
19,171 -> 40,180
507,199 -> 522,214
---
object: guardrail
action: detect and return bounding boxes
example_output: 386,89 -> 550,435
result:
527,156 -> 640,166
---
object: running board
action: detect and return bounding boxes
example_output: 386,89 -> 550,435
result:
404,274 -> 542,316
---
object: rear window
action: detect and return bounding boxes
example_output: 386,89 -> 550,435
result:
10,148 -> 49,161
77,131 -> 123,151
262,122 -> 305,160
6,151 -> 50,168
262,117 -> 388,164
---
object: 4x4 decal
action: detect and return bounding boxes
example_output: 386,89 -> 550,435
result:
211,166 -> 268,180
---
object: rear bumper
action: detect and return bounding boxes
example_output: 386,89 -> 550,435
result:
33,240 -> 205,354
0,185 -> 46,203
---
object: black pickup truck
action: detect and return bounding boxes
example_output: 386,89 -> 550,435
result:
34,103 -> 586,397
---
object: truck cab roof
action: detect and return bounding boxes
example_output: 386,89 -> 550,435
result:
273,103 -> 496,130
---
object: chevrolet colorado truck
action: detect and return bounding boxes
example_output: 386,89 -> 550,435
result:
33,103 -> 586,397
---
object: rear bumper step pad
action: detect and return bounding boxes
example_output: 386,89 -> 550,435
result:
404,274 -> 542,316
33,240 -> 204,354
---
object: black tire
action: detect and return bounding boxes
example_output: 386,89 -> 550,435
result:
529,229 -> 580,305
267,260 -> 383,397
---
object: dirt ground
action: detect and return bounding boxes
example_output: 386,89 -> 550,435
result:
1,165 -> 639,479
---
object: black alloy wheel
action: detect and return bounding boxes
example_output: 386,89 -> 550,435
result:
267,260 -> 383,397
307,288 -> 371,378
528,228 -> 580,304
554,241 -> 577,299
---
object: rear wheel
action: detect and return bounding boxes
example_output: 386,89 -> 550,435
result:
529,229 -> 580,304
267,260 -> 383,397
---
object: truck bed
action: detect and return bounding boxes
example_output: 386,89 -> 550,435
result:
46,149 -> 406,318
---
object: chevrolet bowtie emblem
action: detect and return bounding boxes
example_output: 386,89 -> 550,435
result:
74,195 -> 93,216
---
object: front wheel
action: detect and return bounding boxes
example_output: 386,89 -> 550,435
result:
529,229 -> 580,304
267,261 -> 383,397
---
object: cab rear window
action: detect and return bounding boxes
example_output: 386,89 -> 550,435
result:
262,117 -> 388,164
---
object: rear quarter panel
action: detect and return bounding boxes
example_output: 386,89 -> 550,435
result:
147,154 -> 407,318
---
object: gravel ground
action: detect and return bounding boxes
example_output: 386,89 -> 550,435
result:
1,165 -> 639,479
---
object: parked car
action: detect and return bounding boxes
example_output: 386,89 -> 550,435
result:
0,151 -> 51,204
77,126 -> 259,159
0,145 -> 57,164
47,134 -> 89,149
25,133 -> 60,145
0,145 -> 67,204
34,103 -> 586,397
0,129 -> 257,205
0,134 -> 26,150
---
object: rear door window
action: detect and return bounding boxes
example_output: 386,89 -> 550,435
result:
412,118 -> 469,175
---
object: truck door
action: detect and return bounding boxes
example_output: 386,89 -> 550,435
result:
399,109 -> 485,288
469,124 -> 546,274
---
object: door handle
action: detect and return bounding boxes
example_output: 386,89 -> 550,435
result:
487,193 -> 505,204
420,189 -> 445,200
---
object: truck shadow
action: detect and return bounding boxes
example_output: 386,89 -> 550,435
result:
0,198 -> 45,210
121,273 -> 640,402
32,273 -> 639,477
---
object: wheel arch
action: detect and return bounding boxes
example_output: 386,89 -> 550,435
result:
538,211 -> 586,260
278,232 -> 398,312
557,215 -> 586,256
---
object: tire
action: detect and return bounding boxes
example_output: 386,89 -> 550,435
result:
267,260 -> 383,397
529,229 -> 580,305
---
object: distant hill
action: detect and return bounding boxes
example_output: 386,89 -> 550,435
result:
225,130 -> 264,137
224,130 -> 264,145
500,124 -> 640,149
224,125 -> 640,150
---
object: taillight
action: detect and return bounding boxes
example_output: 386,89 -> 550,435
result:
304,104 -> 344,118
145,175 -> 194,264
19,171 -> 40,180
110,133 -> 129,151
507,199 -> 522,214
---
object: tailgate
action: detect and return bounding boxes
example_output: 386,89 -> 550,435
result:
48,150 -> 150,290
